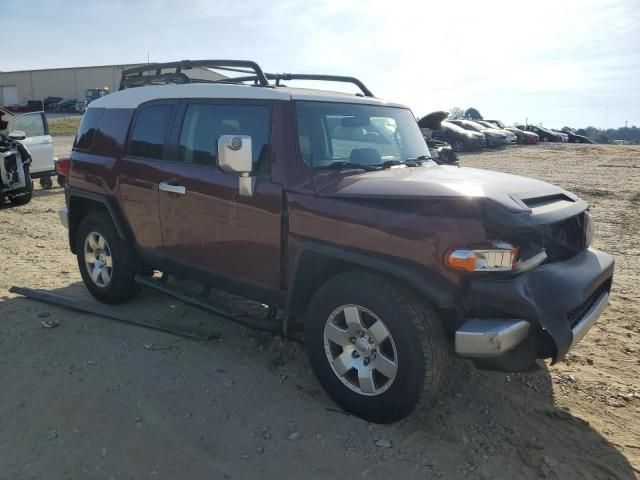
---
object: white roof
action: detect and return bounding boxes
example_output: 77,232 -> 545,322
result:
89,83 -> 407,109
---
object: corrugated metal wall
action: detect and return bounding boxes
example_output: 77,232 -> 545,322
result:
0,64 -> 225,105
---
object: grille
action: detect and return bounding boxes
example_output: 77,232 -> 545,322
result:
567,279 -> 611,328
538,213 -> 586,262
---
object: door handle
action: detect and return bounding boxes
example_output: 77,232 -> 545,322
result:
159,182 -> 186,195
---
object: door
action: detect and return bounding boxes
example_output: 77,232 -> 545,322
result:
14,112 -> 54,174
118,102 -> 175,253
1,86 -> 18,106
157,101 -> 283,294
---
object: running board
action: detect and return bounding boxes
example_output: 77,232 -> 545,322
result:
134,275 -> 282,333
8,286 -> 219,341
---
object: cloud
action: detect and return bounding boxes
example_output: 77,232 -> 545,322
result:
1,0 -> 638,126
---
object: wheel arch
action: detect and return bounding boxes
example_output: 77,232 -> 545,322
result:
67,189 -> 133,254
284,242 -> 459,335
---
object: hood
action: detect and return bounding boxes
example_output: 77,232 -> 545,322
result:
0,106 -> 15,137
316,164 -> 577,213
483,128 -> 507,137
464,130 -> 485,139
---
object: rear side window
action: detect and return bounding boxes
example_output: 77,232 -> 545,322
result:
128,105 -> 173,159
74,108 -> 104,150
177,104 -> 269,171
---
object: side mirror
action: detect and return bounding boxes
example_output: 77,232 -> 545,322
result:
217,135 -> 254,196
8,130 -> 26,141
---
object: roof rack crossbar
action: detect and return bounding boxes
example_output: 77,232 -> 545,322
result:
119,60 -> 270,90
268,73 -> 373,97
208,72 -> 374,97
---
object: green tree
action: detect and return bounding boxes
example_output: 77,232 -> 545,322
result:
465,107 -> 483,120
448,107 -> 464,120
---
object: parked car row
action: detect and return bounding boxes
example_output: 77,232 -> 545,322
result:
418,112 -> 593,153
419,114 -> 525,152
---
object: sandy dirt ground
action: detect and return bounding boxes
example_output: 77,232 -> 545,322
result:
0,142 -> 638,480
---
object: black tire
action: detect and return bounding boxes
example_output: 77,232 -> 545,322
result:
40,176 -> 53,190
57,175 -> 67,188
7,164 -> 33,206
8,190 -> 32,205
304,271 -> 449,423
76,212 -> 140,304
452,139 -> 464,152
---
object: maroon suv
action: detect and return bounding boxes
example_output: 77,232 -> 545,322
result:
58,60 -> 614,423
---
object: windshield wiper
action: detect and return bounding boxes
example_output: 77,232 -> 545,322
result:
380,156 -> 432,169
320,161 -> 379,172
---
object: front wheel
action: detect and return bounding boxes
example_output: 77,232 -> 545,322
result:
452,139 -> 464,152
8,164 -> 33,206
304,271 -> 449,423
76,212 -> 140,304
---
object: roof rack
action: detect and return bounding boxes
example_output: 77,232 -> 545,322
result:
119,60 -> 270,90
118,60 -> 374,97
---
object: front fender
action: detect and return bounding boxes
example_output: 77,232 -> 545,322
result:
284,241 -> 459,334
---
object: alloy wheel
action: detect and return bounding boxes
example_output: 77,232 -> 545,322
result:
323,304 -> 398,396
84,231 -> 113,287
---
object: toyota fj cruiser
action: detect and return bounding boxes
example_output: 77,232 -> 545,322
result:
59,60 -> 614,423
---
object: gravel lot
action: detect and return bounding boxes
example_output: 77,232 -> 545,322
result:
0,143 -> 638,479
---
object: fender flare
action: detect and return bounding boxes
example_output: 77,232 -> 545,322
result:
67,188 -> 133,252
283,241 -> 459,335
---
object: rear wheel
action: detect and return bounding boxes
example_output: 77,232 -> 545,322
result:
76,212 -> 140,304
39,176 -> 53,190
304,271 -> 449,423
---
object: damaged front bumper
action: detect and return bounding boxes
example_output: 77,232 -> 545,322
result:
455,247 -> 614,370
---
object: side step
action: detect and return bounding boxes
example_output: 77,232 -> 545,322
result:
134,275 -> 282,333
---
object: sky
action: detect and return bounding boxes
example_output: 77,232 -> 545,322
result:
2,0 -> 639,128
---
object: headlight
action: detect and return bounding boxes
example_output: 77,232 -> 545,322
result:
445,243 -> 518,272
584,211 -> 594,247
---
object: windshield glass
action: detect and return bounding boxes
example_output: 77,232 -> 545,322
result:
442,121 -> 469,133
478,121 -> 498,129
461,121 -> 486,132
295,101 -> 430,168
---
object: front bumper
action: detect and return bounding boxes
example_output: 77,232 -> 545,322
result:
455,248 -> 614,369
485,135 -> 505,147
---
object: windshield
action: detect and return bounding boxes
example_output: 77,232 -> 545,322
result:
461,121 -> 486,132
478,121 -> 498,129
442,121 -> 468,133
295,101 -> 430,168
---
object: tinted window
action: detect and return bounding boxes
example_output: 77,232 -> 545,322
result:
128,105 -> 173,159
14,113 -> 46,137
178,104 -> 269,171
74,108 -> 104,150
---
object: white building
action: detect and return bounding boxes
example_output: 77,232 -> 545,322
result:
0,64 -> 225,106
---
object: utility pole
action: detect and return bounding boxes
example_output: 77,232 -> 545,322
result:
147,52 -> 150,64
